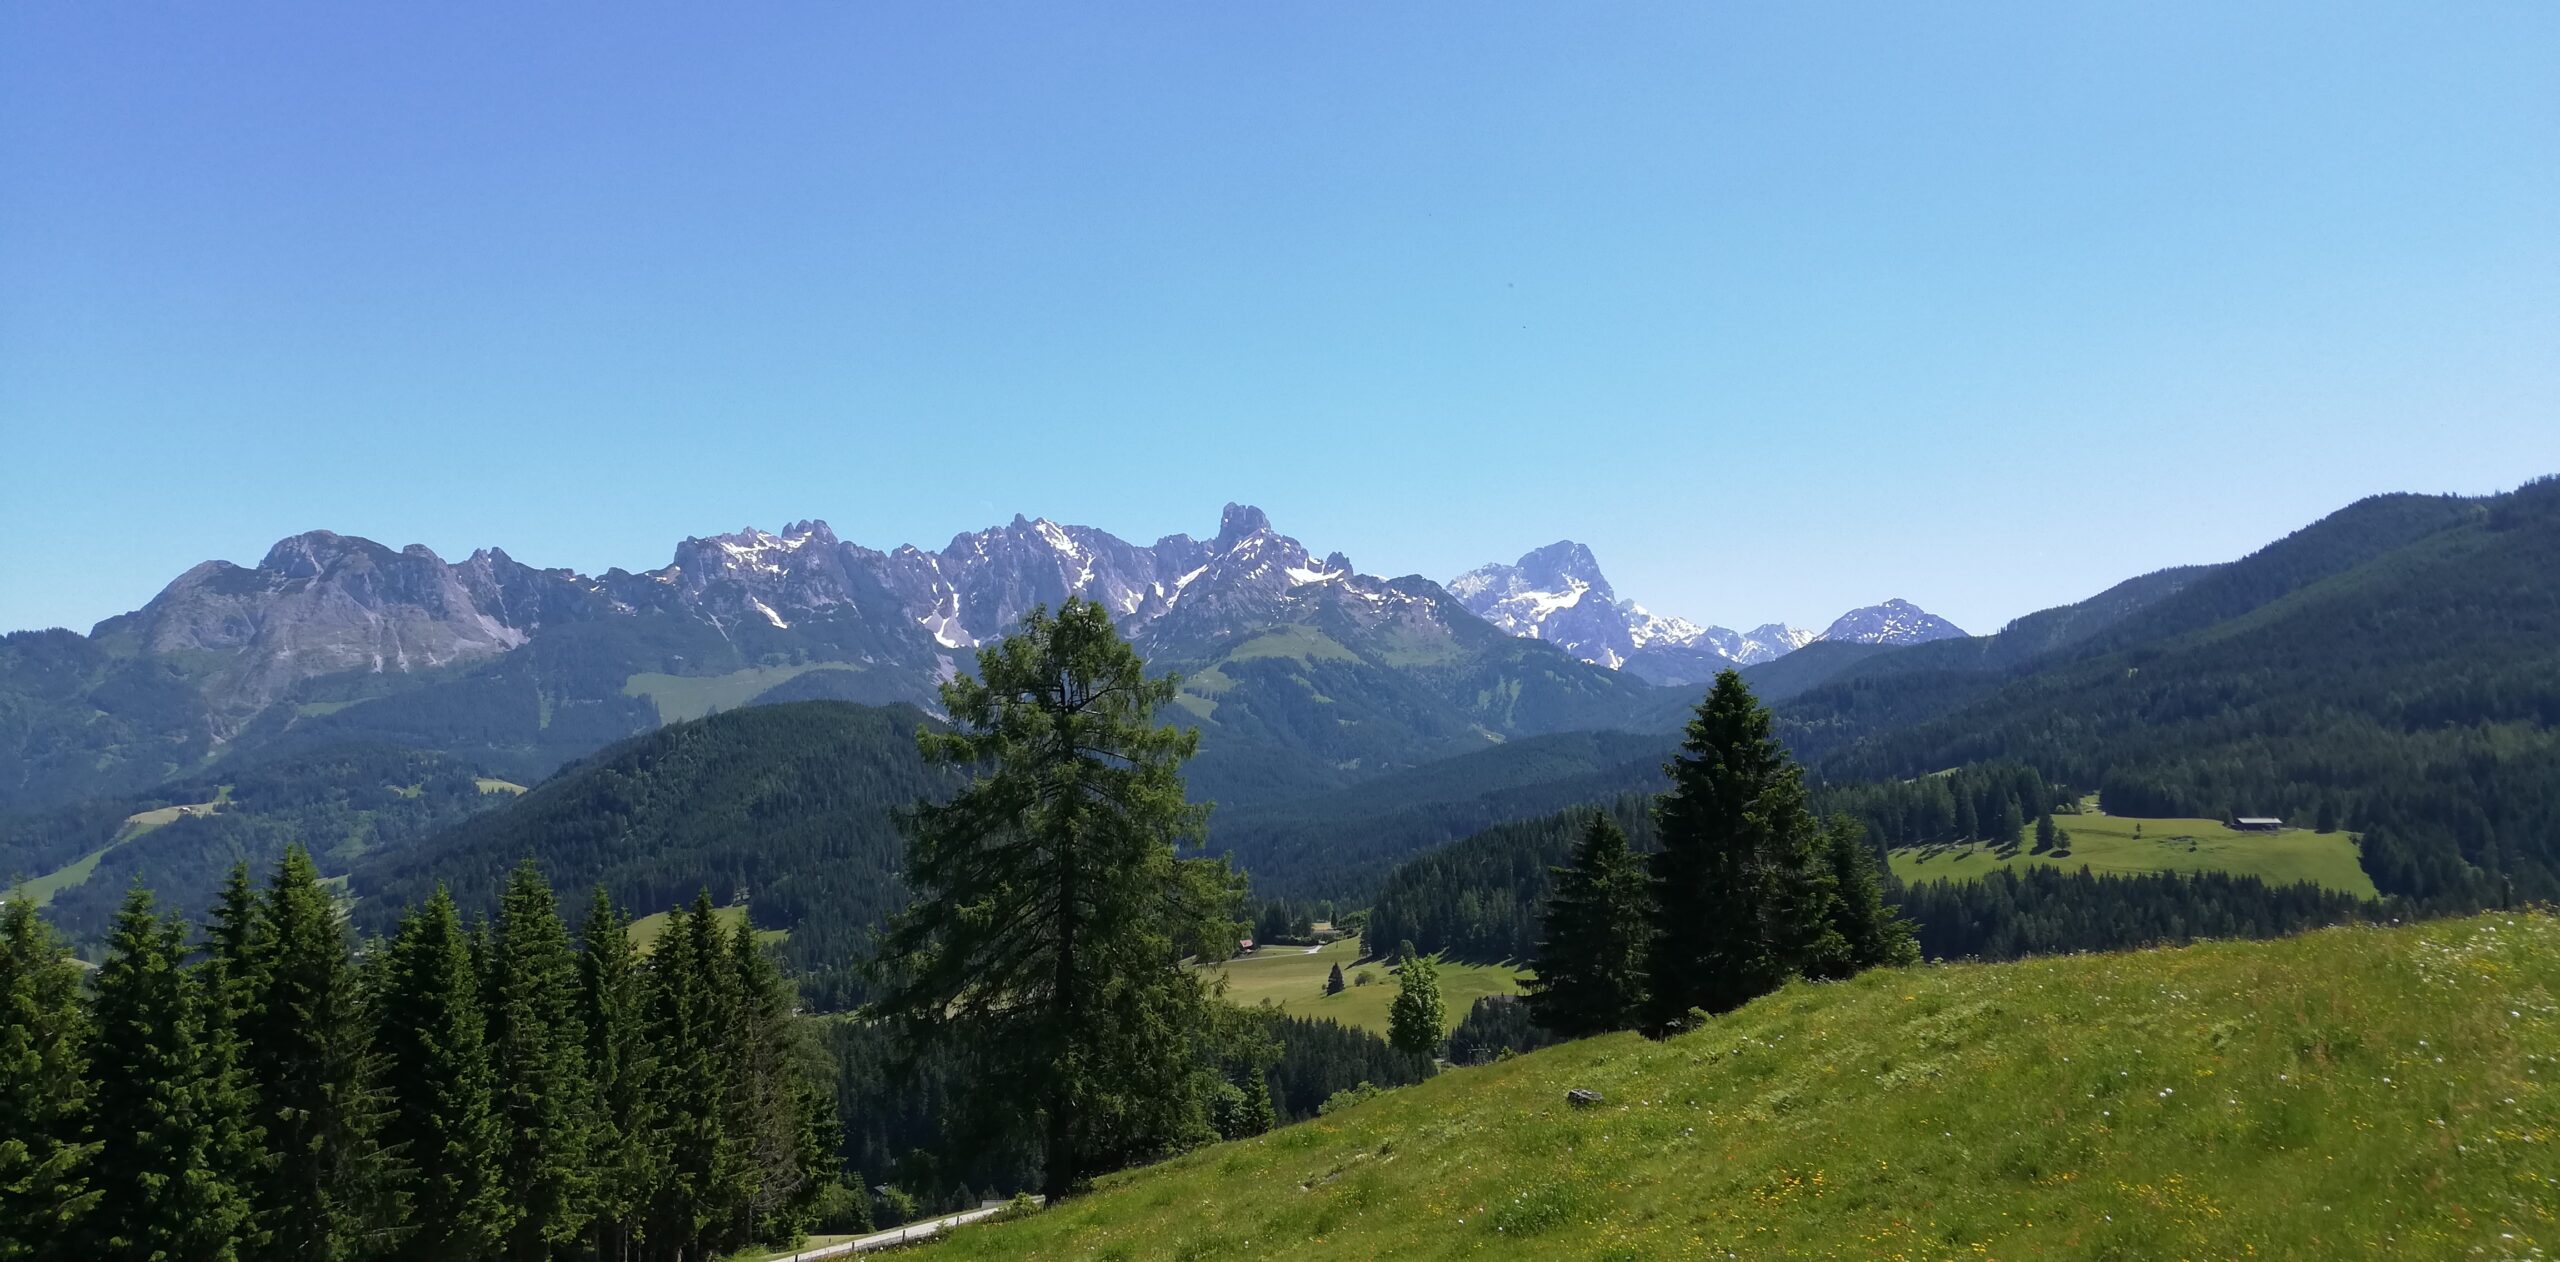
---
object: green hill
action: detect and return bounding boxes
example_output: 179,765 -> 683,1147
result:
349,699 -> 948,1009
1777,479 -> 2560,905
925,912 -> 2560,1260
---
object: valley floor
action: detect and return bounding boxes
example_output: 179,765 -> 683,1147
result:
932,912 -> 2557,1259
1203,937 -> 1524,1038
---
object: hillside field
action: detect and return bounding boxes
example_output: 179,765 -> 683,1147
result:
1204,938 -> 1524,1039
626,903 -> 783,954
932,912 -> 2557,1260
1889,802 -> 2378,900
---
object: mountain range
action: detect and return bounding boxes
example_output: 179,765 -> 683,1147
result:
8,478 -> 2557,974
1446,542 -> 1962,686
0,504 -> 1688,816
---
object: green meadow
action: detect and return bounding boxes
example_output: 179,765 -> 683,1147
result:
930,912 -> 2559,1260
1890,801 -> 2378,899
622,663 -> 866,723
1204,937 -> 1525,1039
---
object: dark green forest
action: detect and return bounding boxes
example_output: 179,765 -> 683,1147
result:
0,854 -> 836,1261
349,701 -> 950,1010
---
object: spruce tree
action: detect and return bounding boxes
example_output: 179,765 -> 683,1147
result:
2034,813 -> 2058,854
1523,813 -> 1652,1038
1387,952 -> 1444,1061
576,888 -> 661,1262
1324,963 -> 1345,996
243,847 -> 396,1260
82,885 -> 257,1260
1812,816 -> 1920,977
0,896 -> 98,1259
1998,799 -> 2028,849
869,598 -> 1242,1200
645,897 -> 748,1256
199,860 -> 274,1241
378,887 -> 511,1260
485,861 -> 597,1261
727,915 -> 836,1247
1645,671 -> 1845,1030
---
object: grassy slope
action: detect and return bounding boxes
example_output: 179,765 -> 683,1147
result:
626,903 -> 782,954
1889,803 -> 2378,899
623,663 -> 865,723
934,913 -> 2558,1260
19,794 -> 227,907
1206,938 -> 1524,1039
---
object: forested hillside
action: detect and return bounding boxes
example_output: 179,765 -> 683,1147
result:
1,742 -> 502,946
1213,730 -> 1670,901
1788,479 -> 2560,903
352,700 -> 949,1009
1365,794 -> 2382,966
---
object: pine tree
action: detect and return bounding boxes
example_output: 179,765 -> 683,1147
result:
2034,813 -> 2058,854
378,887 -> 511,1260
869,599 -> 1242,1200
203,863 -> 266,1045
1645,671 -> 1846,1031
728,916 -> 836,1247
1523,813 -> 1652,1038
645,897 -> 747,1257
1324,963 -> 1345,996
82,884 -> 258,1260
1997,799 -> 2028,849
485,862 -> 596,1261
575,888 -> 660,1262
0,897 -> 99,1259
1387,952 -> 1444,1061
243,847 -> 397,1261
1812,816 -> 1920,977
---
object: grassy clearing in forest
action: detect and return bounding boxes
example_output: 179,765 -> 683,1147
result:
1890,801 -> 2377,899
1204,937 -> 1524,1039
934,912 -> 2559,1260
627,902 -> 785,954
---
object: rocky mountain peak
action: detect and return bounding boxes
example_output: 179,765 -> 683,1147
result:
1511,540 -> 1613,599
1216,503 -> 1273,550
1818,599 -> 1967,646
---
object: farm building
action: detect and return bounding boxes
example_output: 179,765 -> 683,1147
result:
2232,816 -> 2283,832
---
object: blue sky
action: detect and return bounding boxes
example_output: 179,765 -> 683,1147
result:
5,3 -> 2553,637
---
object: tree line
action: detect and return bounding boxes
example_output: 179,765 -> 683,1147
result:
1520,671 -> 1919,1039
1,852 -> 835,1261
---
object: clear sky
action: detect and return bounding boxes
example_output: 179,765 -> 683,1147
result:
4,3 -> 2553,638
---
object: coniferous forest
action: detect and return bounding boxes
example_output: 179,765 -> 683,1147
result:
0,853 -> 836,1262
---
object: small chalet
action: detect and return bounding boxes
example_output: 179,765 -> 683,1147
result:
2232,816 -> 2283,832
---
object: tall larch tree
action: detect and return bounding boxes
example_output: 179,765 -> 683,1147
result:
244,846 -> 397,1260
1523,812 -> 1653,1038
81,885 -> 258,1260
1,897 -> 98,1259
1645,671 -> 1847,1032
484,862 -> 597,1261
870,598 -> 1243,1201
378,886 -> 512,1260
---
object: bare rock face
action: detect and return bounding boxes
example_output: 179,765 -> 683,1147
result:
111,531 -> 559,711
